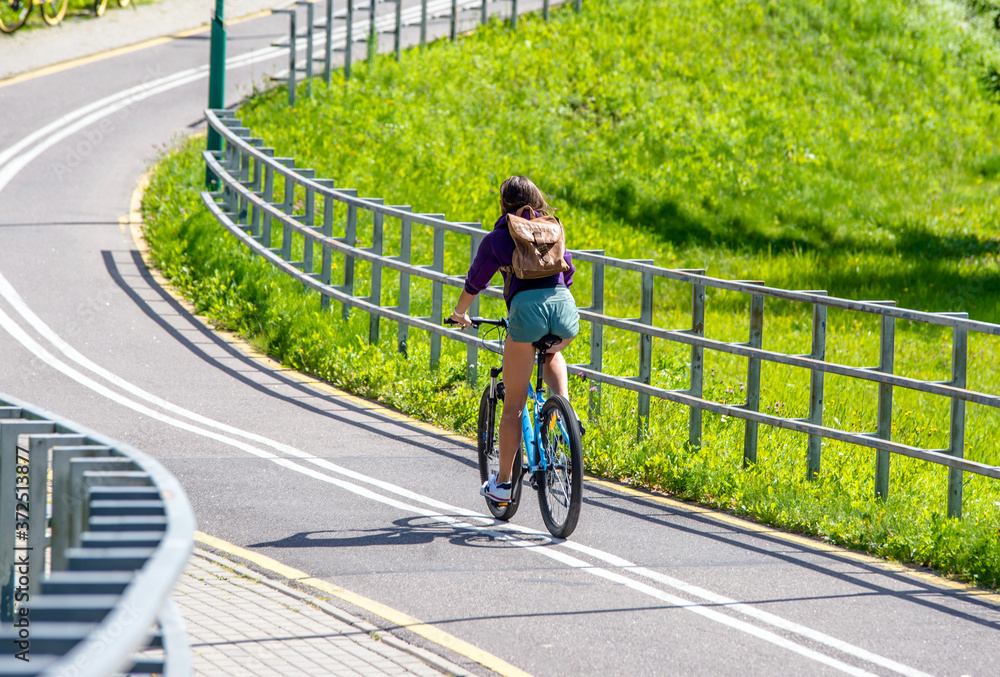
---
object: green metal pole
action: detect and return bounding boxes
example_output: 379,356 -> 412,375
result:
206,0 -> 226,187
368,0 -> 377,65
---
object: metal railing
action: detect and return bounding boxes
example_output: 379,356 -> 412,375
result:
266,0 -> 582,105
0,394 -> 195,677
200,109 -> 1000,521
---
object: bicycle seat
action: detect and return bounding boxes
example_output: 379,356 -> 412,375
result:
533,334 -> 563,352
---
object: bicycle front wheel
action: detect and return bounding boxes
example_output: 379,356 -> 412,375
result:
536,395 -> 583,539
0,0 -> 30,33
477,382 -> 522,521
40,0 -> 67,25
92,0 -> 108,17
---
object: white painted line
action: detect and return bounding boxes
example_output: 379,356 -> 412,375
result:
563,543 -> 935,677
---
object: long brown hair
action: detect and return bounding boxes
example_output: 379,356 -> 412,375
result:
499,176 -> 553,216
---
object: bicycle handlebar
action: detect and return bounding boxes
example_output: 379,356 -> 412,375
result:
444,317 -> 508,329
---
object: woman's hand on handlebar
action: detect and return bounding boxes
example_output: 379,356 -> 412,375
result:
449,308 -> 472,329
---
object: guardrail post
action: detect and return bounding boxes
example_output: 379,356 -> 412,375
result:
466,233 -> 483,387
637,268 -> 654,440
228,138 -> 244,215
574,0 -> 581,11
319,183 -> 335,310
303,0 -> 315,99
451,0 -> 458,39
220,140 -> 235,213
276,7 -> 297,106
237,145 -> 251,223
430,225 -> 445,369
875,304 -> 896,500
345,0 -> 354,79
510,0 -> 517,29
689,280 -> 705,447
247,143 -> 270,237
342,204 -> 358,320
369,210 -> 384,345
397,214 -> 412,355
806,293 -> 827,480
261,164 -> 276,247
281,172 -> 297,260
743,293 -> 764,466
420,0 -> 427,49
480,0 -> 487,25
543,0 -> 549,20
52,445 -> 115,570
394,0 -> 403,60
0,428 -> 10,622
324,0 -> 334,83
302,184 -> 317,275
368,0 -> 377,64
947,314 -> 968,518
28,435 -> 86,595
588,252 -> 605,422
249,151 -> 263,236
1,420 -> 56,622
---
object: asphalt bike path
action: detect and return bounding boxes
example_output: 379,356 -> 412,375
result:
1,5 -> 999,676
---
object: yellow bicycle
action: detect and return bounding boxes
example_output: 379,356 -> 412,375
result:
93,0 -> 128,19
0,0 -> 67,32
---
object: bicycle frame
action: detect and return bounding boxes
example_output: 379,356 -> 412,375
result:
488,348 -> 553,477
521,379 -> 548,474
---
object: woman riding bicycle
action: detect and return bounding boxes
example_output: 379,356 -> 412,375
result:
450,176 -> 579,502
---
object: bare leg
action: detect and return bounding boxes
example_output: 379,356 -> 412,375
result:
498,337 -> 535,484
543,339 -> 574,400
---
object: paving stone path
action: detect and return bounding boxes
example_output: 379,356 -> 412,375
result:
173,552 -> 454,677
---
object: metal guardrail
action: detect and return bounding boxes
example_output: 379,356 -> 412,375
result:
200,109 -> 1000,521
266,0 -> 582,105
0,394 -> 195,677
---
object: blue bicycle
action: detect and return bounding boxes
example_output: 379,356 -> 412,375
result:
449,316 -> 583,539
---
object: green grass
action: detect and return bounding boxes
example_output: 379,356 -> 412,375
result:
144,0 -> 1000,588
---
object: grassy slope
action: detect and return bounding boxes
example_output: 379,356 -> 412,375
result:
144,0 -> 1000,587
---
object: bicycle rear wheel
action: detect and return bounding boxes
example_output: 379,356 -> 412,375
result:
0,0 -> 30,33
477,381 -> 523,520
536,395 -> 583,539
40,0 -> 67,25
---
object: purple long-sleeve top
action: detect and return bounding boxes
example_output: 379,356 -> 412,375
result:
463,212 -> 575,309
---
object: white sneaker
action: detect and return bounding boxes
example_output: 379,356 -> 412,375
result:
480,474 -> 512,502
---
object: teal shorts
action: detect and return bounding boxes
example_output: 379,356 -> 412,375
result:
508,286 -> 580,344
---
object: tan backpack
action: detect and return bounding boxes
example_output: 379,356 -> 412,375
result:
501,207 -> 571,280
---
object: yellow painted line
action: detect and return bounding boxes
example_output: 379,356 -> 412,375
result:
0,8 -> 272,89
131,175 -> 999,608
195,532 -> 534,677
586,478 -> 1000,605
